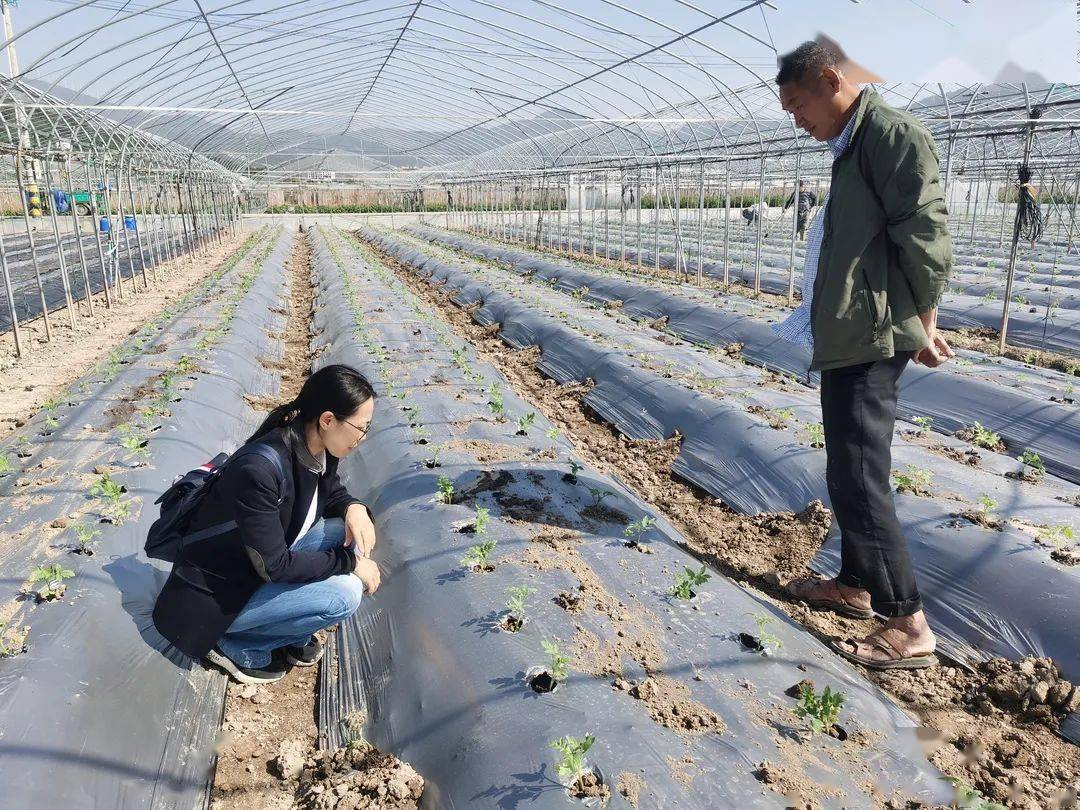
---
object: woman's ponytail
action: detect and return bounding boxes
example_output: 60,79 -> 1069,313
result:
246,365 -> 375,444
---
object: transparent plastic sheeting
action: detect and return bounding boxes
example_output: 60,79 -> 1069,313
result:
415,228 -> 1080,488
367,229 -> 1080,727
0,229 -> 198,334
308,226 -> 951,809
0,229 -> 290,808
527,228 -> 1080,357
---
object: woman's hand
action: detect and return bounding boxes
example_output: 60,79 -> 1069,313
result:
352,555 -> 382,594
344,503 -> 377,556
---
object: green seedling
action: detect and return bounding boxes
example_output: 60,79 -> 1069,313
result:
90,472 -> 131,523
461,539 -> 497,571
487,384 -> 506,420
0,455 -> 12,475
772,407 -> 795,425
670,565 -> 711,600
473,506 -> 491,536
425,443 -> 443,469
805,422 -> 825,448
434,475 -> 454,504
541,639 -> 570,682
623,516 -> 655,543
72,522 -> 101,555
176,355 -> 197,374
966,421 -> 1002,450
745,612 -> 783,653
340,712 -> 366,753
912,415 -> 933,434
893,465 -> 933,496
413,424 -> 431,443
117,424 -> 151,458
0,621 -> 29,658
515,412 -> 536,435
1018,449 -> 1045,479
587,487 -> 614,508
942,776 -> 1008,810
549,733 -> 596,785
564,460 -> 584,484
29,564 -> 75,601
1039,524 -> 1076,550
403,405 -> 420,424
794,683 -> 845,735
504,585 -> 536,625
977,494 -> 997,513
546,427 -> 559,439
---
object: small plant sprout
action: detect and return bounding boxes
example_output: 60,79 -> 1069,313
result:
340,712 -> 367,753
977,494 -> 997,513
773,407 -> 795,425
461,539 -> 497,571
892,465 -> 933,496
515,412 -> 536,435
72,522 -> 101,555
546,426 -> 559,439
563,459 -> 584,484
966,421 -> 1003,451
805,423 -> 825,449
424,444 -> 443,469
176,355 -> 197,374
942,776 -> 1008,810
587,487 -> 614,508
413,424 -> 431,444
670,565 -> 711,600
434,475 -> 454,504
29,564 -> 75,601
0,454 -> 12,475
473,506 -> 491,536
117,424 -> 151,458
744,612 -> 783,654
90,472 -> 130,523
503,585 -> 536,631
623,516 -> 655,545
1039,524 -> 1076,550
542,639 -> 570,683
487,383 -> 506,421
912,415 -> 933,434
1018,449 -> 1046,480
549,733 -> 596,787
0,621 -> 29,658
794,682 -> 845,736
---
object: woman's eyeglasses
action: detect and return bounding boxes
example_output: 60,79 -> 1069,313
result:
340,417 -> 369,438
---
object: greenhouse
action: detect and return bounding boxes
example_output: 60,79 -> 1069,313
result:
0,1 -> 1077,808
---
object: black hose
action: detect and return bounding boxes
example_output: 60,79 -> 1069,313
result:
1014,165 -> 1044,243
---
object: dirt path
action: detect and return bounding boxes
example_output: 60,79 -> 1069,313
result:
361,231 -> 1080,810
0,232 -> 248,438
209,229 -> 424,810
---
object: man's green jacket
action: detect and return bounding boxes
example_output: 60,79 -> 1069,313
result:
811,88 -> 953,370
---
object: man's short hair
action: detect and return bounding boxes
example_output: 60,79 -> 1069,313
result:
775,39 -> 844,86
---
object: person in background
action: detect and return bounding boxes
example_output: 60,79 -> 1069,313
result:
771,39 -> 954,670
782,179 -> 818,240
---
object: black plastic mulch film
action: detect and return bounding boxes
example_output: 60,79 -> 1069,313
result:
310,225 -> 952,808
516,226 -> 1080,357
361,227 -> 1079,733
0,227 -> 291,808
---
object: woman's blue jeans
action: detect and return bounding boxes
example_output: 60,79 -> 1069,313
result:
217,518 -> 363,668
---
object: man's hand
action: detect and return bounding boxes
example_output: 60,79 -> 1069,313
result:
344,503 -> 377,557
352,555 -> 381,594
913,308 -> 955,368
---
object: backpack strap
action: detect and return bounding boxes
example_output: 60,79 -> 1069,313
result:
180,443 -> 287,547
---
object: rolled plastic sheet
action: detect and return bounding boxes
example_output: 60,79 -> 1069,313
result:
311,226 -> 956,808
0,228 -> 291,807
415,227 -> 1080,487
369,227 -> 1080,735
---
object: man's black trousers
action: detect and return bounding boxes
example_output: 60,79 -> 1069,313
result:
820,351 -> 922,617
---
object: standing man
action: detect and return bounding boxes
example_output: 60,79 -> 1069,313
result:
782,180 -> 818,240
772,40 -> 954,670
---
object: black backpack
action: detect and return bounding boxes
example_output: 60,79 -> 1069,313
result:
145,443 -> 284,563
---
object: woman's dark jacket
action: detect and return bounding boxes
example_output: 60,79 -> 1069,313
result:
152,425 -> 363,659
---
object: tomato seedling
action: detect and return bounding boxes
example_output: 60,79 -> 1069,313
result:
541,639 -> 569,682
461,539 -> 497,571
30,564 -> 75,601
549,733 -> 596,786
434,475 -> 454,504
794,683 -> 845,735
670,565 -> 710,600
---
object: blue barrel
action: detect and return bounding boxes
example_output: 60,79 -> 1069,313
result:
123,215 -> 136,230
99,217 -> 110,233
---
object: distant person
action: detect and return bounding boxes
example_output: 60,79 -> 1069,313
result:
771,39 -> 954,670
782,180 -> 818,240
152,365 -> 382,684
741,200 -> 769,227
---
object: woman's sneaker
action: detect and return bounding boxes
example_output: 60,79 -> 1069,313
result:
284,635 -> 324,667
204,646 -> 287,684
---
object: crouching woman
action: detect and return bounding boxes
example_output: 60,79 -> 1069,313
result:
152,364 -> 383,684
